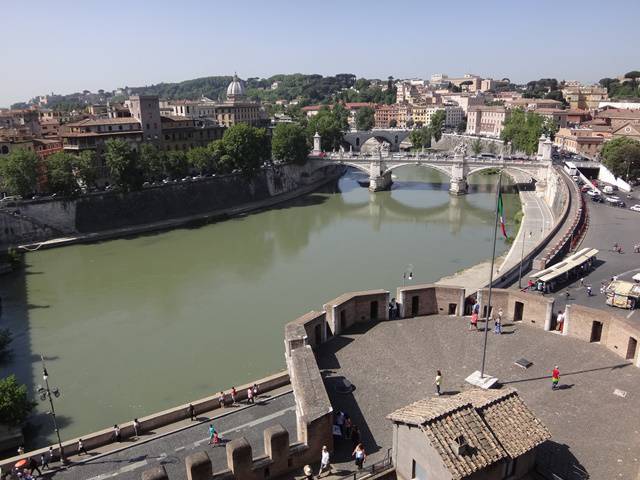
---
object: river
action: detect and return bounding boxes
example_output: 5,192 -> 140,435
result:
0,166 -> 520,448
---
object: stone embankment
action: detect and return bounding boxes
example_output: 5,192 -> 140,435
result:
0,162 -> 344,250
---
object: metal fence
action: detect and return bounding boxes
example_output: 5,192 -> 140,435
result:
335,448 -> 393,480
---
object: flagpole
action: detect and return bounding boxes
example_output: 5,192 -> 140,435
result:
480,171 -> 503,379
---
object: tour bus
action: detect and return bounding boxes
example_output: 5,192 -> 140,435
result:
564,161 -> 578,176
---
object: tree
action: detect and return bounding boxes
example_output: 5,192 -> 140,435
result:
272,123 -> 310,165
601,137 -> 640,180
471,138 -> 483,156
76,151 -> 98,189
104,139 -> 143,191
214,124 -> 270,174
46,152 -> 78,195
500,109 -> 550,155
456,119 -> 467,134
0,375 -> 35,427
165,151 -> 189,179
187,147 -> 215,175
0,149 -> 38,196
0,328 -> 12,361
409,127 -> 431,150
430,110 -> 446,143
139,144 -> 166,181
306,107 -> 347,151
355,107 -> 375,131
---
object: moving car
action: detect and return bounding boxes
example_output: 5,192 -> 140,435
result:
630,204 -> 640,212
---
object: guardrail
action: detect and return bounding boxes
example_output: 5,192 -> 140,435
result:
335,448 -> 393,480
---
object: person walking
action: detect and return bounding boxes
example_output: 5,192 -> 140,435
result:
40,452 -> 49,471
318,446 -> 331,478
434,370 -> 442,396
78,438 -> 88,455
494,308 -> 503,334
27,458 -> 42,477
344,414 -> 352,439
188,403 -> 196,421
469,311 -> 478,330
208,424 -> 216,445
218,391 -> 226,409
113,424 -> 121,442
556,311 -> 564,332
352,443 -> 367,470
17,445 -> 24,455
247,386 -> 254,404
47,446 -> 54,466
586,285 -> 592,296
231,387 -> 237,405
212,430 -> 221,447
133,418 -> 141,438
552,366 -> 560,390
580,277 -> 584,286
565,289 -> 570,300
252,383 -> 259,399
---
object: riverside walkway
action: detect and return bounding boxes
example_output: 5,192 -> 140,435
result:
44,388 -> 295,480
436,170 -> 554,294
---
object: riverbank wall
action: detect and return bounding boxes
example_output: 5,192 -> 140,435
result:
0,162 -> 344,250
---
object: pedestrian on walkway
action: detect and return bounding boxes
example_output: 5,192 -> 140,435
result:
303,464 -> 314,480
247,386 -> 254,404
133,418 -> 141,438
17,445 -> 24,455
231,387 -> 237,405
208,424 -> 216,445
40,452 -> 48,470
318,446 -> 331,478
344,414 -> 352,439
494,308 -> 503,334
552,366 -> 560,390
586,285 -> 592,296
556,311 -> 564,332
565,289 -> 570,300
212,430 -> 221,447
252,383 -> 259,399
353,443 -> 367,470
469,311 -> 478,330
113,424 -> 121,442
78,438 -> 88,455
47,446 -> 54,465
580,277 -> 584,286
472,300 -> 480,315
218,391 -> 226,409
27,458 -> 41,477
188,403 -> 196,421
351,426 -> 361,450
335,410 -> 345,434
388,299 -> 395,319
434,370 -> 442,396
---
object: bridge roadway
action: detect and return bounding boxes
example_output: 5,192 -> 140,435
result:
47,391 -> 296,480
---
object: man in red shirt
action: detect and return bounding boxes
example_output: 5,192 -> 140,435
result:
552,366 -> 560,390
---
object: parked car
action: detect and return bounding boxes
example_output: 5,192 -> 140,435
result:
0,195 -> 22,205
603,185 -> 615,194
586,190 -> 599,197
630,204 -> 640,212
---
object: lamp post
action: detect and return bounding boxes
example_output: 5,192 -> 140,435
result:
518,231 -> 533,289
37,355 -> 67,465
402,264 -> 414,287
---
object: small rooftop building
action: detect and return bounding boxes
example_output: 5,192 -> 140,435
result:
387,388 -> 550,480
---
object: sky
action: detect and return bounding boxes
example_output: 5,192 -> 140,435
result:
2,0 -> 639,107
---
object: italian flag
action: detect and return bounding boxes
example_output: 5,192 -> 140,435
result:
498,192 -> 508,239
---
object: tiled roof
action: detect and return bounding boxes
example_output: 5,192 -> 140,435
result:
387,388 -> 550,479
596,108 -> 640,119
66,117 -> 140,127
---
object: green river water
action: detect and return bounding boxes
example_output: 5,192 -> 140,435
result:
0,166 -> 519,448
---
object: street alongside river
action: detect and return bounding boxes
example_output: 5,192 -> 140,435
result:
0,166 -> 520,448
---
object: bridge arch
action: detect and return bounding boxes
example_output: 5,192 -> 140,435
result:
382,162 -> 452,179
343,130 -> 411,152
467,165 -> 538,183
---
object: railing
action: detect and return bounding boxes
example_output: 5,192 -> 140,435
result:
335,448 -> 394,480
319,152 -> 541,165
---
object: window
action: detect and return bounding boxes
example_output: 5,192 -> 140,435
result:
119,125 -> 123,130
108,125 -> 112,131
146,123 -> 150,130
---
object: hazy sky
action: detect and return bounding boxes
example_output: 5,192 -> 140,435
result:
2,0 -> 639,107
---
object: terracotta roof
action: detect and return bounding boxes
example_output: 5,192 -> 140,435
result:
388,388 -> 550,479
66,117 -> 141,127
596,108 -> 640,119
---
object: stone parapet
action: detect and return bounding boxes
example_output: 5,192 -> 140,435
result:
396,284 -> 465,317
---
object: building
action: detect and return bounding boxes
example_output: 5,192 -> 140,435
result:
388,388 -> 550,480
33,138 -> 63,159
562,84 -> 609,110
554,127 -> 606,157
128,94 -> 163,145
440,94 -> 485,114
39,118 -> 61,138
466,106 -> 509,137
612,122 -> 640,141
374,104 -> 400,128
160,116 -> 224,151
412,105 -> 464,128
535,108 -> 568,128
160,99 -> 217,120
0,109 -> 41,137
565,109 -> 592,125
60,117 -> 144,153
598,101 -> 640,110
594,108 -> 640,130
505,98 -> 563,111
214,74 -> 267,128
480,78 -> 497,92
447,74 -> 482,92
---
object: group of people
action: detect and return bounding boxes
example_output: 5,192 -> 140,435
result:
214,384 -> 260,410
388,298 -> 400,319
468,301 -> 504,335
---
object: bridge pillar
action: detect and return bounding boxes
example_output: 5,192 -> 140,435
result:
449,150 -> 468,195
369,172 -> 392,191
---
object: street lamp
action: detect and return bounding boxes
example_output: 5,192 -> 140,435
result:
402,264 -> 414,287
518,231 -> 533,289
37,355 -> 67,465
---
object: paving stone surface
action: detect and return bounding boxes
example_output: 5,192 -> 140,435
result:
317,315 -> 640,480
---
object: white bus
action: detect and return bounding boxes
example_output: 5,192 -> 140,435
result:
564,161 -> 578,176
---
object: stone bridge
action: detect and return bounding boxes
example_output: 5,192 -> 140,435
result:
310,135 -> 554,194
342,129 -> 412,152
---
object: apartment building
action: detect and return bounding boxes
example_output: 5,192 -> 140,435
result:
466,106 -> 509,137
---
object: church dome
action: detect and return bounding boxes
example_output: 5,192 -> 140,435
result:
226,74 -> 245,98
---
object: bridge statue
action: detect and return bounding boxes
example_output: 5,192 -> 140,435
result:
453,141 -> 467,157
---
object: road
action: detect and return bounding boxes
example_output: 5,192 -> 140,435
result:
48,392 -> 296,480
549,188 -> 640,317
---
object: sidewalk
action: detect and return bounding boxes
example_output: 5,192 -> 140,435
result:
34,384 -> 293,475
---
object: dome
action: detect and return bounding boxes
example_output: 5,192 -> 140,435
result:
226,74 -> 245,99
